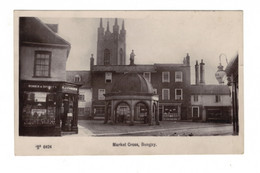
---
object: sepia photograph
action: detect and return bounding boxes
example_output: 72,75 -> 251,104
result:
15,10 -> 243,155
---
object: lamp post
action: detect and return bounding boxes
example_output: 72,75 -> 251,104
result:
215,53 -> 228,84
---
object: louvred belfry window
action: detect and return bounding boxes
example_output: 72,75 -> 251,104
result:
104,49 -> 110,65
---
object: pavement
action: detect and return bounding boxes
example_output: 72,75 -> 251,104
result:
62,120 -> 234,137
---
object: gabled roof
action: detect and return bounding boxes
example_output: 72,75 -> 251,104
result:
19,17 -> 70,47
66,71 -> 91,89
190,85 -> 230,95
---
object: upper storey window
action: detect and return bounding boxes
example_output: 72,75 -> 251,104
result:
104,49 -> 110,65
34,51 -> 51,77
74,75 -> 81,83
162,71 -> 170,83
175,71 -> 183,82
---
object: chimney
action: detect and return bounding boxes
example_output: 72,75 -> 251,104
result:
195,60 -> 199,85
185,53 -> 190,66
200,59 -> 205,85
90,54 -> 94,70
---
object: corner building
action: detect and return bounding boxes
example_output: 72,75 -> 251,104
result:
90,18 -> 191,122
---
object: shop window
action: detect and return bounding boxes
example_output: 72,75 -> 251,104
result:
175,89 -> 183,100
163,105 -> 179,120
193,95 -> 198,102
98,89 -> 106,100
162,89 -> 170,100
21,92 -> 56,126
105,72 -> 112,83
78,95 -> 85,101
104,49 -> 110,65
143,72 -> 151,82
34,51 -> 51,77
74,75 -> 81,82
175,71 -> 183,82
162,72 -> 170,83
215,95 -> 221,102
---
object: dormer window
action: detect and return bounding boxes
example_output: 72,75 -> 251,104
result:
74,75 -> 81,83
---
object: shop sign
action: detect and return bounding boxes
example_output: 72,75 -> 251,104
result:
24,83 -> 57,91
62,85 -> 78,94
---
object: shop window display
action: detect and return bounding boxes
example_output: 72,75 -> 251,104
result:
22,92 -> 56,126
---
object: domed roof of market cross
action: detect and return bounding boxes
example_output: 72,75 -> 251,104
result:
111,72 -> 154,94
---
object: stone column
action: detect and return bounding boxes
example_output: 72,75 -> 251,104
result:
148,101 -> 153,126
104,101 -> 108,124
71,94 -> 78,133
130,100 -> 134,126
111,101 -> 115,124
156,101 -> 160,125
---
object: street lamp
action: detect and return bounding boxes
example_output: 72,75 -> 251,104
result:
215,53 -> 228,84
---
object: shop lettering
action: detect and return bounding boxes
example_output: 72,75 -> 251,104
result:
28,84 -> 55,89
62,86 -> 77,92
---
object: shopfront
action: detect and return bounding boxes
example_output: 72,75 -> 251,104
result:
19,80 -> 79,136
159,103 -> 181,121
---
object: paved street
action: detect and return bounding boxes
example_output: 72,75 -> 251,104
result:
63,120 -> 233,137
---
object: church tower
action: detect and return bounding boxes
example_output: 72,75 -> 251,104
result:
96,18 -> 126,65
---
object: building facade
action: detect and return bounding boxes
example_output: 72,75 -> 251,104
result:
66,71 -> 92,119
19,17 -> 79,136
90,18 -> 191,122
189,60 -> 232,122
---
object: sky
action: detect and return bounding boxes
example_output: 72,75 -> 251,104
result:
40,11 -> 242,84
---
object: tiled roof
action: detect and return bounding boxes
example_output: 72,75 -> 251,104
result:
92,65 -> 156,72
66,71 -> 91,89
190,85 -> 230,95
19,17 -> 70,47
92,63 -> 185,72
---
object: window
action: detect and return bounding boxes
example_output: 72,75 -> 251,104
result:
175,89 -> 183,100
78,95 -> 85,101
175,71 -> 183,82
193,95 -> 198,102
153,88 -> 157,94
105,72 -> 112,83
162,72 -> 170,82
78,108 -> 85,115
162,89 -> 170,100
94,107 -> 105,114
74,75 -> 81,82
104,49 -> 110,65
215,95 -> 221,102
98,89 -> 106,100
34,51 -> 51,77
143,72 -> 151,82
